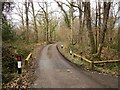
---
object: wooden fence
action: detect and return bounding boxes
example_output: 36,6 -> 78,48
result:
25,52 -> 32,61
72,53 -> 120,70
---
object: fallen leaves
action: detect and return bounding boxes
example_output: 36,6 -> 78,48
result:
3,58 -> 38,89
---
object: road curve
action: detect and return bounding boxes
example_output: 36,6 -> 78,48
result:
30,44 -> 118,88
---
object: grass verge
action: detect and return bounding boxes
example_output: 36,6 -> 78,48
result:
57,43 -> 119,76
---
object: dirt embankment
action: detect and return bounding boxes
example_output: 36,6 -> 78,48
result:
3,43 -> 46,89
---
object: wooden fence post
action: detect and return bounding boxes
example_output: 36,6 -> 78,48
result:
90,61 -> 94,70
24,52 -> 32,70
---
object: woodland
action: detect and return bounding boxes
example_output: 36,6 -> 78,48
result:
1,0 -> 120,86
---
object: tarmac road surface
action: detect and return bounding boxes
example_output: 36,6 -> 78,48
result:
30,44 -> 118,88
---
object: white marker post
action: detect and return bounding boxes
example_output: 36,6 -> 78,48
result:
61,45 -> 63,48
70,49 -> 72,55
17,56 -> 22,74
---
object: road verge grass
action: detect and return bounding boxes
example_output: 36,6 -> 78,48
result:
57,43 -> 119,76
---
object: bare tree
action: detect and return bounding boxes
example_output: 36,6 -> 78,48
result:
38,2 -> 49,42
84,2 -> 96,54
15,2 -> 24,30
96,2 -> 111,57
49,19 -> 58,42
55,0 -> 71,28
98,0 -> 101,47
95,0 -> 98,52
118,1 -> 120,58
77,0 -> 83,51
31,0 -> 38,43
70,0 -> 74,44
25,0 -> 30,43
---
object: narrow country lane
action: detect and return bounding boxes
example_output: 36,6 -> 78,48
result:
30,44 -> 118,88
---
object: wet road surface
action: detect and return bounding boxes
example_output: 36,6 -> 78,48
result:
30,44 -> 118,88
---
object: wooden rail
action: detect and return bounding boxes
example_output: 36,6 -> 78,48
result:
73,53 -> 92,63
94,59 -> 120,64
25,52 -> 32,61
73,53 -> 120,64
58,44 -> 120,70
72,53 -> 120,69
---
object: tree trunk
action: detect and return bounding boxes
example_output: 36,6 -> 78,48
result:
31,1 -> 38,43
98,1 -> 101,46
70,0 -> 74,44
0,2 -> 2,46
96,2 -> 111,57
45,2 -> 49,42
95,1 -> 98,53
84,2 -> 96,54
118,25 -> 120,58
118,2 -> 120,58
78,0 -> 83,44
25,1 -> 30,43
38,1 -> 49,42
21,15 -> 24,30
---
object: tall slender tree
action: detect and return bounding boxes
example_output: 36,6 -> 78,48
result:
31,0 -> 38,43
78,0 -> 82,44
38,2 -> 49,42
96,2 -> 111,57
118,1 -> 120,58
70,0 -> 74,44
84,1 -> 96,54
25,0 -> 30,43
